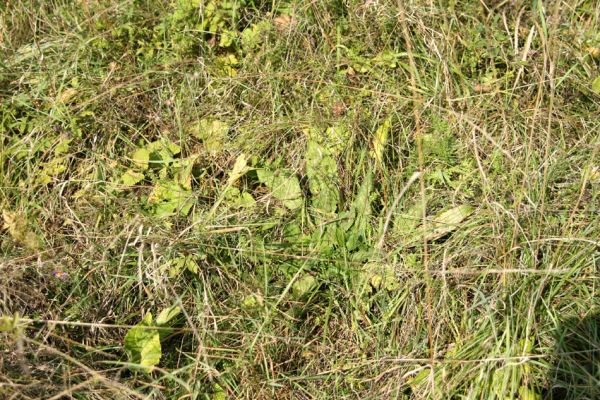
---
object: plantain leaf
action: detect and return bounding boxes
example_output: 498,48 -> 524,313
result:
425,204 -> 473,241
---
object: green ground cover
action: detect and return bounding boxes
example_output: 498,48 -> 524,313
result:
1,0 -> 599,398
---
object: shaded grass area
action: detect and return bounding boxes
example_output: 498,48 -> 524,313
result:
1,0 -> 599,398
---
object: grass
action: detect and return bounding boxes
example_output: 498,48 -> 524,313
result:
1,0 -> 599,399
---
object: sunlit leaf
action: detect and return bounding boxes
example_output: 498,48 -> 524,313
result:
425,204 -> 473,241
189,119 -> 229,154
518,386 -> 541,400
166,255 -> 199,277
592,76 -> 600,94
131,148 -> 150,170
148,181 -> 193,217
257,169 -> 303,210
124,313 -> 161,372
360,263 -> 399,292
292,274 -> 317,298
121,169 -> 144,186
227,153 -> 250,186
156,306 -> 181,326
56,87 -> 77,104
371,119 -> 390,165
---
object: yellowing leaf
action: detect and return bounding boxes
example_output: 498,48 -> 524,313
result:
173,157 -> 196,190
121,169 -> 144,186
131,148 -> 150,170
518,386 -> 541,400
242,293 -> 264,309
586,46 -> 600,59
371,118 -> 391,165
37,157 -> 68,184
592,76 -> 600,94
54,137 -> 71,155
189,119 -> 230,154
360,263 -> 399,292
0,313 -> 20,332
227,153 -> 249,186
123,313 -> 161,372
148,181 -> 193,217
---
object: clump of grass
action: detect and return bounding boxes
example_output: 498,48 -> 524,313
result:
1,0 -> 599,399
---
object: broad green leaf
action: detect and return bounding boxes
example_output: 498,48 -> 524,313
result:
121,169 -> 144,186
212,384 -> 227,400
148,181 -> 193,217
292,274 -> 317,298
592,76 -> 600,94
371,118 -> 391,165
146,140 -> 181,166
215,54 -> 239,77
124,313 -> 161,372
257,169 -> 303,210
131,148 -> 150,170
219,30 -> 236,47
305,140 -> 339,214
155,305 -> 181,341
37,157 -> 68,184
425,204 -> 473,241
147,140 -> 180,155
303,125 -> 350,155
173,157 -> 196,190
